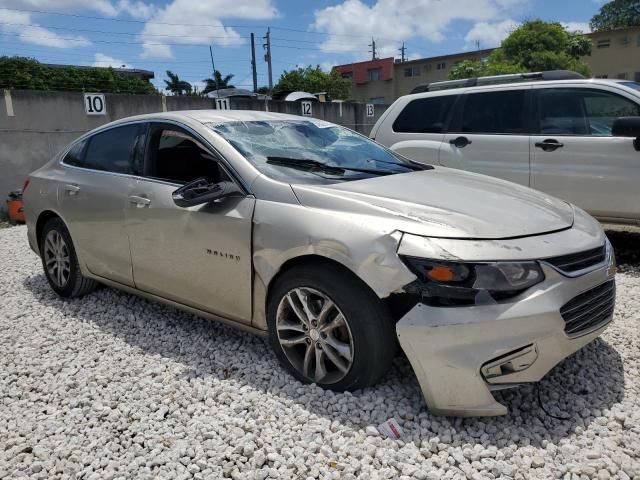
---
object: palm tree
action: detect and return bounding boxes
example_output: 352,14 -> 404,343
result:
164,70 -> 192,96
202,70 -> 235,95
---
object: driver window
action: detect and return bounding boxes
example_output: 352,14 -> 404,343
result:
146,125 -> 229,184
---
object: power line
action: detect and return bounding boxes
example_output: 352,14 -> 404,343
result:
0,6 -> 400,41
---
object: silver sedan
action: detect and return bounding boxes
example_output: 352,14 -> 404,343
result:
23,111 -> 616,416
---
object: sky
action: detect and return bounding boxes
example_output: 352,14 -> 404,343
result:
0,0 -> 607,92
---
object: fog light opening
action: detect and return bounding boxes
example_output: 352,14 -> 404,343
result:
481,344 -> 538,380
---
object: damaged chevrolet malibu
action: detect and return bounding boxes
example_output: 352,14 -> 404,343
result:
23,111 -> 616,416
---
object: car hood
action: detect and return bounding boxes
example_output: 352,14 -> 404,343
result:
290,167 -> 574,239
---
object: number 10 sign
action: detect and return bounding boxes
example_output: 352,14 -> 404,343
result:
84,93 -> 106,115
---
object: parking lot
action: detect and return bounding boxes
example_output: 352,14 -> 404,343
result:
0,224 -> 638,480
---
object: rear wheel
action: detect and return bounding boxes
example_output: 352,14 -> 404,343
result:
40,217 -> 97,298
267,264 -> 396,392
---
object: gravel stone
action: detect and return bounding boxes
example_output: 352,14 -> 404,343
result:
0,225 -> 639,479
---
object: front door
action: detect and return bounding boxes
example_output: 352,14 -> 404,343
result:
530,86 -> 640,220
439,88 -> 531,186
126,123 -> 255,323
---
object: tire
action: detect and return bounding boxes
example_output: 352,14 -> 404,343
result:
40,217 -> 98,298
267,263 -> 396,392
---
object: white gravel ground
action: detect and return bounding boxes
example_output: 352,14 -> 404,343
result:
0,225 -> 639,480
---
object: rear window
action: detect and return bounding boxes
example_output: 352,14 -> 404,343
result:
84,124 -> 143,174
392,95 -> 457,133
458,90 -> 526,134
62,139 -> 88,168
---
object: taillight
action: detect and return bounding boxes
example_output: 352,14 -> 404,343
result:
22,178 -> 30,193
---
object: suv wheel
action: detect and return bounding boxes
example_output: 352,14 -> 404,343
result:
40,217 -> 97,298
267,264 -> 396,391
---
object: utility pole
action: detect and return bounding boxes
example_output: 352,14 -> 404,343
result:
399,42 -> 406,62
263,28 -> 273,90
476,40 -> 481,51
209,46 -> 219,97
250,33 -> 258,93
369,38 -> 377,60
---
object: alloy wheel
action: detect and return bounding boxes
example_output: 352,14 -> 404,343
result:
44,230 -> 71,288
276,287 -> 354,384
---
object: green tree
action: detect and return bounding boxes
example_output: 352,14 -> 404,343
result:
0,56 -> 157,94
202,70 -> 235,95
590,0 -> 640,31
274,65 -> 350,100
164,70 -> 192,96
449,20 -> 591,80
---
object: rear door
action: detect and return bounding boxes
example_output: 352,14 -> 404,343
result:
126,122 -> 255,323
439,87 -> 532,186
59,123 -> 145,286
375,94 -> 457,165
530,86 -> 640,220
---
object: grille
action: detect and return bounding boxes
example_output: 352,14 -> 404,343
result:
560,280 -> 615,337
545,245 -> 606,273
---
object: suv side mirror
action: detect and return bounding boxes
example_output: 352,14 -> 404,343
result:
612,117 -> 640,151
172,178 -> 241,208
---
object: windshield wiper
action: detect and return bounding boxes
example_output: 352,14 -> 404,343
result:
366,158 -> 433,171
266,157 -> 396,176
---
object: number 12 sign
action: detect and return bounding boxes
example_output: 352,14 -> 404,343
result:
84,93 -> 106,115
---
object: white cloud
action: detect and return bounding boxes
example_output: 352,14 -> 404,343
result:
138,0 -> 278,59
312,0 -> 526,55
0,8 -> 91,48
92,53 -> 131,68
464,19 -> 519,48
562,21 -> 591,33
116,0 -> 156,19
0,0 -> 119,16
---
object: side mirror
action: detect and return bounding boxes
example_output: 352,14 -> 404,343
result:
172,178 -> 241,208
612,117 -> 640,151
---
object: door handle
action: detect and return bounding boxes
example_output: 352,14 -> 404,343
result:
64,184 -> 80,196
129,195 -> 151,207
449,136 -> 472,148
535,139 -> 564,152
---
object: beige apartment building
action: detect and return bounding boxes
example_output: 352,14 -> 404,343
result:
333,26 -> 640,104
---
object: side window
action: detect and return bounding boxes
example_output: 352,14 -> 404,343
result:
62,139 -> 88,167
459,90 -> 526,134
84,124 -> 143,174
538,88 -> 640,136
145,126 -> 229,184
392,95 -> 457,133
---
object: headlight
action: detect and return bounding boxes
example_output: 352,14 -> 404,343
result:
400,256 -> 545,306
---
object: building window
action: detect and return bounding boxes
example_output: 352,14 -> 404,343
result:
424,64 -> 432,72
368,68 -> 381,81
403,66 -> 421,77
597,39 -> 610,48
369,97 -> 385,104
341,72 -> 353,80
635,72 -> 640,82
436,62 -> 446,70
617,72 -> 628,80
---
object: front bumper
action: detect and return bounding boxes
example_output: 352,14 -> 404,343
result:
396,260 -> 616,417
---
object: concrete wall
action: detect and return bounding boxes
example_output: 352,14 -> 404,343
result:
0,89 -> 389,213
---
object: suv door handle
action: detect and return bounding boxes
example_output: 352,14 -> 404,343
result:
129,195 -> 151,207
449,136 -> 472,148
64,184 -> 80,196
535,139 -> 564,152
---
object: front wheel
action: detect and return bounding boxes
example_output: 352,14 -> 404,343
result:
267,264 -> 396,392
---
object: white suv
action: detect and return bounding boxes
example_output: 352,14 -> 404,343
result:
371,72 -> 640,226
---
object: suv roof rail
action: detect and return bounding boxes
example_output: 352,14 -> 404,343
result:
409,70 -> 585,94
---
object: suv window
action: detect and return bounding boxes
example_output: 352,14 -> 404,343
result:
538,88 -> 640,136
393,95 -> 457,133
145,125 -> 229,184
84,124 -> 144,174
458,90 -> 526,134
62,139 -> 88,168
